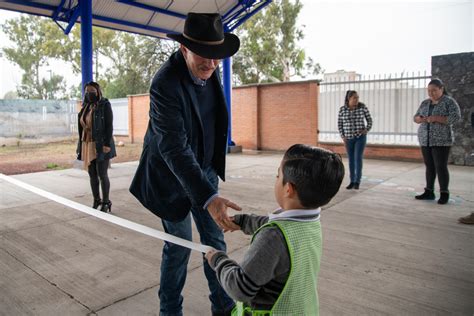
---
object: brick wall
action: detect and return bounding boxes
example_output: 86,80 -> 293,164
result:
231,86 -> 259,149
319,143 -> 422,162
232,81 -> 319,150
126,81 -> 422,161
128,94 -> 149,143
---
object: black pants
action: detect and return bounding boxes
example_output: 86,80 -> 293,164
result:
420,146 -> 450,192
87,159 -> 110,202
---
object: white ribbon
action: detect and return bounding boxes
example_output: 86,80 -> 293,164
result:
0,173 -> 214,253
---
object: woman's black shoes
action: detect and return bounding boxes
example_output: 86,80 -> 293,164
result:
415,189 -> 450,204
437,192 -> 449,205
346,183 -> 360,190
92,199 -> 102,209
415,189 -> 435,200
100,201 -> 112,213
92,199 -> 112,212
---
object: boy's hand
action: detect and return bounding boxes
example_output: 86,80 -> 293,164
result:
223,216 -> 240,233
205,249 -> 219,264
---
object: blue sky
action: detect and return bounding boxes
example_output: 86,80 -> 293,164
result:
0,0 -> 472,97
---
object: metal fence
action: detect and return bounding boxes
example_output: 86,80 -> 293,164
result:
0,98 -> 129,139
318,72 -> 431,146
111,98 -> 129,136
0,99 -> 78,138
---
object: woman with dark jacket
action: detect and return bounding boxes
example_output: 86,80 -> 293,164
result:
77,81 -> 116,212
413,78 -> 461,205
338,90 -> 373,190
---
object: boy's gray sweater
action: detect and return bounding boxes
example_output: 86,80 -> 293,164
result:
209,209 -> 321,309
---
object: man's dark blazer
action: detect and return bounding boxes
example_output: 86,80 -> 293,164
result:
129,50 -> 229,222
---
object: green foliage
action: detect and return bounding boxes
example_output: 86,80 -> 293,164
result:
52,25 -> 177,98
46,162 -> 60,169
100,33 -> 177,98
3,90 -> 18,99
233,0 -> 321,84
2,16 -> 70,99
58,26 -> 119,77
2,15 -> 177,99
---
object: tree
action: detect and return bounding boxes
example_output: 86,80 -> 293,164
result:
18,72 -> 67,99
2,15 -> 177,99
233,0 -> 321,84
1,15 -> 70,99
57,26 -> 177,98
3,90 -> 18,99
101,34 -> 177,98
57,26 -> 118,79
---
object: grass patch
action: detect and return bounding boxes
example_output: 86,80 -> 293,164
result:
46,162 -> 62,170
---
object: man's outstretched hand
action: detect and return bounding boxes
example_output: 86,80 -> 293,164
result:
207,196 -> 241,231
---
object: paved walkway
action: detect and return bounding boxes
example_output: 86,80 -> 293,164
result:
1,153 -> 473,315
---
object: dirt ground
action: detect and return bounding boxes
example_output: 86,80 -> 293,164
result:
0,139 -> 143,175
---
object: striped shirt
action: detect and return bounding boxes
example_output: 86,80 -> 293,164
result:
338,102 -> 373,139
209,208 -> 321,309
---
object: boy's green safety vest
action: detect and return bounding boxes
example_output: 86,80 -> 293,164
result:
232,219 -> 322,316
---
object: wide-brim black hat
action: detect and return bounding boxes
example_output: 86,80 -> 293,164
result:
167,13 -> 240,60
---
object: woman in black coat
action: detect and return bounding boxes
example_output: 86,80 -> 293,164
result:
77,81 -> 116,212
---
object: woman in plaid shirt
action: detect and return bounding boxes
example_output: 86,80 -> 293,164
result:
338,90 -> 373,189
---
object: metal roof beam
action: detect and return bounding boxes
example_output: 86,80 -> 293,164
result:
63,5 -> 81,35
116,0 -> 187,19
1,0 -> 273,37
51,0 -> 67,20
93,14 -> 171,35
2,0 -> 173,37
224,0 -> 272,32
223,0 -> 255,20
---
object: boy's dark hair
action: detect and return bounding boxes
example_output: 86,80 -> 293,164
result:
282,144 -> 345,208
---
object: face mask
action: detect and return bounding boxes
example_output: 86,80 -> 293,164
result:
85,92 -> 98,103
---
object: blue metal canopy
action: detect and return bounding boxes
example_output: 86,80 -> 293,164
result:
0,0 -> 272,145
0,0 -> 271,38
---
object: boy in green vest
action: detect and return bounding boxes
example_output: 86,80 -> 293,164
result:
206,144 -> 345,315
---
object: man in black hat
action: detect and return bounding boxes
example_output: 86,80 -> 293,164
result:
130,12 -> 240,316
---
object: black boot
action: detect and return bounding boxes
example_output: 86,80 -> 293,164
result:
346,183 -> 355,190
438,191 -> 449,205
415,188 -> 435,200
100,201 -> 112,213
354,183 -> 360,190
92,199 -> 102,209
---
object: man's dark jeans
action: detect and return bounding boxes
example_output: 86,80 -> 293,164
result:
421,146 -> 451,192
159,167 -> 234,316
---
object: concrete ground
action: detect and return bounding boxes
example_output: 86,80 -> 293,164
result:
1,152 -> 473,316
